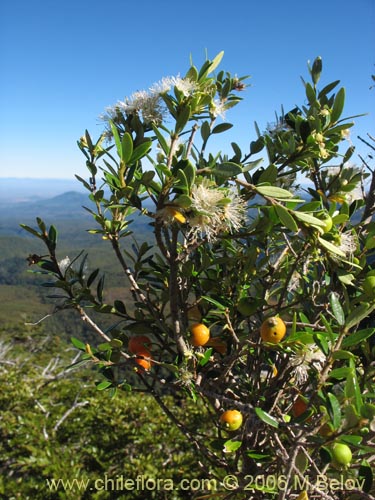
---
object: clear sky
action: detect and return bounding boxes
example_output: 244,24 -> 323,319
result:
1,0 -> 374,180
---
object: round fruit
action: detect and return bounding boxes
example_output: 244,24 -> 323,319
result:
331,442 -> 352,467
134,348 -> 153,371
219,410 -> 243,431
363,275 -> 375,299
319,214 -> 333,233
190,323 -> 210,347
292,397 -> 308,418
128,335 -> 152,354
260,317 -> 286,344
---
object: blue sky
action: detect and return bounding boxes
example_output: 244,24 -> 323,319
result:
1,0 -> 374,180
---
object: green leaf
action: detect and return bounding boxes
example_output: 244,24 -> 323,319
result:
331,87 -> 345,123
274,205 -> 298,232
345,303 -> 375,330
255,408 -> 279,428
173,194 -> 192,208
294,212 -> 326,228
71,336 -> 86,351
329,367 -> 352,379
96,380 -> 113,391
114,300 -> 127,314
327,392 -> 341,429
152,124 -> 170,155
75,175 -> 92,191
305,82 -> 317,105
337,270 -> 355,285
329,292 -> 345,326
212,123 -> 233,134
345,363 -> 363,410
97,276 -> 105,303
208,51 -> 224,74
250,136 -> 264,155
198,51 -> 224,80
175,105 -> 191,134
200,121 -> 210,142
314,334 -> 329,356
182,161 -> 196,190
246,450 -> 271,460
36,217 -> 47,233
223,439 -> 242,453
130,140 -> 152,163
175,168 -> 189,193
121,132 -> 133,164
20,224 -> 43,239
48,225 -> 57,246
342,328 -> 375,348
340,434 -> 362,446
212,162 -> 242,178
185,65 -> 199,81
256,185 -> 293,199
317,236 -> 346,257
110,121 -> 122,159
155,163 -> 172,179
318,80 -> 340,99
141,170 -> 155,186
242,158 -> 263,172
98,342 -> 112,352
198,348 -> 213,367
258,164 -> 278,184
331,350 -> 356,360
110,338 -> 123,349
201,295 -> 227,311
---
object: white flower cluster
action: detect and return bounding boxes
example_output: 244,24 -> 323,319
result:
100,75 -> 197,126
187,179 -> 246,242
288,345 -> 326,384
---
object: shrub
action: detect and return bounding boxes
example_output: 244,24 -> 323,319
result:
21,52 -> 375,499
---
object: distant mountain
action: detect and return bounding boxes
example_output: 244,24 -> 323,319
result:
1,191 -> 90,221
0,177 -> 85,203
0,189 -> 154,241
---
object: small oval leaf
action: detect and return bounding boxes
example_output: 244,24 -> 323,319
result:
212,162 -> 242,177
275,205 -> 298,232
256,185 -> 293,199
255,408 -> 279,428
329,292 -> 345,326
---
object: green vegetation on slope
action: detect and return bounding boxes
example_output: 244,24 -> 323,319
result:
0,334 -> 211,499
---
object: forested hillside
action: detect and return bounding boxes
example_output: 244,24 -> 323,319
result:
0,190 -> 153,340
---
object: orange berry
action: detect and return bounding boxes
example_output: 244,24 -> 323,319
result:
134,348 -> 153,371
190,323 -> 210,347
128,335 -> 152,354
260,316 -> 286,344
219,410 -> 243,431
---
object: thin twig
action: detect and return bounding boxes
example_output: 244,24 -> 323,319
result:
53,399 -> 90,432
